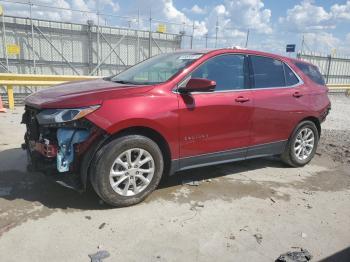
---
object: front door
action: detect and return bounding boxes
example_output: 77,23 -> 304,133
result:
177,54 -> 254,169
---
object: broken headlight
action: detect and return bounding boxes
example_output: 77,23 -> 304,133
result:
36,105 -> 100,125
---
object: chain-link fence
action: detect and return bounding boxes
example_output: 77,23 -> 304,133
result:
0,15 -> 181,76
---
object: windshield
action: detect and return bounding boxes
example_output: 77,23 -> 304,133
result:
109,52 -> 203,85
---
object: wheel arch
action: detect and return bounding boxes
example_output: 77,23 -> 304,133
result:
81,126 -> 172,191
281,116 -> 320,167
106,126 -> 172,165
299,116 -> 321,137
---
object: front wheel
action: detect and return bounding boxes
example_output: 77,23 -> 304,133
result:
90,135 -> 164,207
281,120 -> 319,167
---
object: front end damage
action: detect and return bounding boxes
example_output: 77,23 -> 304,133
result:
21,106 -> 107,191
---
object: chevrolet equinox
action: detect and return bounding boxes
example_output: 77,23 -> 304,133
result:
22,49 -> 331,206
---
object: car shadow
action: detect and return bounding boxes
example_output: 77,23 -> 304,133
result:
0,147 -> 286,211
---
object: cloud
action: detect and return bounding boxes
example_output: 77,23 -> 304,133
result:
183,4 -> 206,15
274,0 -> 350,54
278,0 -> 334,32
134,0 -> 208,36
1,0 -> 73,21
208,0 -> 272,35
302,32 -> 340,53
250,36 -> 286,54
191,4 -> 206,15
330,1 -> 350,20
279,0 -> 350,33
85,0 -> 120,13
1,0 -> 121,24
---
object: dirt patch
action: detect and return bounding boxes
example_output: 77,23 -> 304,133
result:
300,166 -> 350,192
0,167 -> 106,235
318,129 -> 350,164
149,158 -> 350,205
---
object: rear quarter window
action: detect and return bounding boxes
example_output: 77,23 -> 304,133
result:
295,62 -> 325,85
284,64 -> 299,86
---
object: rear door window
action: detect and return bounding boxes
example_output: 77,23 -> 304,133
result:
250,56 -> 286,88
295,62 -> 325,85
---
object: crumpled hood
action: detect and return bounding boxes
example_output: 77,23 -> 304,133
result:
25,78 -> 154,109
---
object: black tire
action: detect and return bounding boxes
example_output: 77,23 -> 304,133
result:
90,135 -> 164,207
281,120 -> 319,167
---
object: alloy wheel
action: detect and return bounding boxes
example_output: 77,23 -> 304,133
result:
109,148 -> 155,196
293,127 -> 315,161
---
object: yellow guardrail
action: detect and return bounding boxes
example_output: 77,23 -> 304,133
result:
0,73 -> 349,110
327,84 -> 350,95
0,73 -> 99,109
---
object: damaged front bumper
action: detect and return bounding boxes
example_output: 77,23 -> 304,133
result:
22,106 -> 107,191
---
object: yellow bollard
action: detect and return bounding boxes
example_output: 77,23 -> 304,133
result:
7,85 -> 14,110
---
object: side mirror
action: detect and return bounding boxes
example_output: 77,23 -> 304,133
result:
179,78 -> 216,93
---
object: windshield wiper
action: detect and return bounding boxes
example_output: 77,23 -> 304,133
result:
106,77 -> 155,85
111,79 -> 139,85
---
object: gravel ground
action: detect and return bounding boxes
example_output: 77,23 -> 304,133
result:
0,94 -> 349,262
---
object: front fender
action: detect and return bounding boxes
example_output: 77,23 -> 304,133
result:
85,95 -> 179,159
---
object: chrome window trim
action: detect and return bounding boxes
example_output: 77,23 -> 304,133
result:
172,52 -> 304,95
173,53 -> 249,94
248,54 -> 304,91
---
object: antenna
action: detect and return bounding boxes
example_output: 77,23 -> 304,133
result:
301,34 -> 305,54
215,17 -> 218,48
245,29 -> 250,48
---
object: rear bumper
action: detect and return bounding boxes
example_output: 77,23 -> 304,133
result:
320,104 -> 331,122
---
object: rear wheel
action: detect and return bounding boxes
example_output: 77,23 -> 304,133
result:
90,135 -> 164,207
281,120 -> 319,167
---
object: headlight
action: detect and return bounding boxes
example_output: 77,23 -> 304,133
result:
36,105 -> 100,125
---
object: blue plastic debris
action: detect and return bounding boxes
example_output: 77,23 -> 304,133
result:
56,128 -> 89,172
88,250 -> 110,262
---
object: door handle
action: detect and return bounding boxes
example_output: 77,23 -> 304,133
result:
235,96 -> 250,103
293,91 -> 303,98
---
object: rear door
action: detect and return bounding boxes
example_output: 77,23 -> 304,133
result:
248,55 -> 310,157
177,54 -> 254,168
294,62 -> 330,118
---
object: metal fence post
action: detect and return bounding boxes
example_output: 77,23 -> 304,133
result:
190,21 -> 194,49
137,9 -> 140,63
1,11 -> 8,71
29,0 -> 36,74
96,0 -> 100,76
215,17 -> 218,48
149,10 -> 152,58
326,55 -> 332,84
87,20 -> 94,74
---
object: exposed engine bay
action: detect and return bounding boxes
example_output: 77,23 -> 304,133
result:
21,106 -> 105,190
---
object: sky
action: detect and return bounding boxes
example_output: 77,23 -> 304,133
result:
2,0 -> 350,55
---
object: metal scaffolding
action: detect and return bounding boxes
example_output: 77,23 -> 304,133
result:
0,15 -> 181,77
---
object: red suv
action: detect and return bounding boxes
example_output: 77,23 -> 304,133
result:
22,49 -> 331,206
